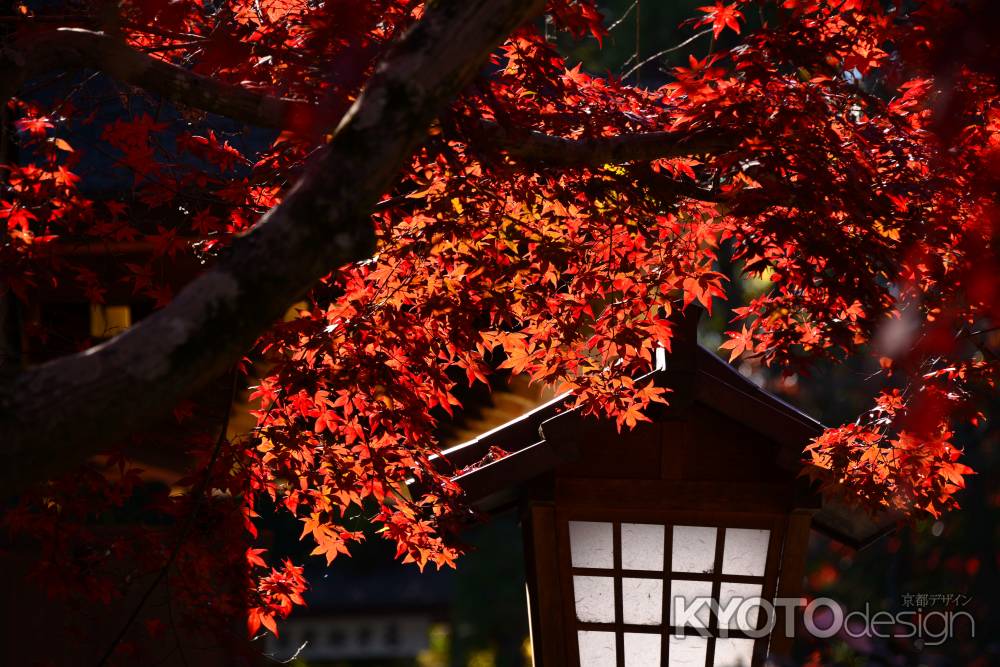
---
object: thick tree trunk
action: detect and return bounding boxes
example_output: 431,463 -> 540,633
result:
0,0 -> 544,494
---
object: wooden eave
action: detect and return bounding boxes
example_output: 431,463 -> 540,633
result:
443,346 -> 897,550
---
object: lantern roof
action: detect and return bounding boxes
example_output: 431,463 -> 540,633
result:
440,343 -> 897,550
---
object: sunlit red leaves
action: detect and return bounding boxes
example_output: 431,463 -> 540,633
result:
301,513 -> 361,565
15,116 -> 54,136
378,504 -> 460,572
257,0 -> 308,23
720,325 -> 756,362
664,54 -> 728,103
652,157 -> 700,180
682,273 -> 727,313
804,379 -> 977,519
51,137 -> 74,153
696,2 -> 744,39
889,78 -> 935,117
0,201 -> 37,234
246,547 -> 268,568
52,166 -> 80,189
247,560 -> 307,637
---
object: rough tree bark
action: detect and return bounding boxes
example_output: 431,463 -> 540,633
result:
0,0 -> 545,493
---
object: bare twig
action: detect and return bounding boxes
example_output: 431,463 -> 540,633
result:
622,28 -> 712,80
606,2 -> 637,33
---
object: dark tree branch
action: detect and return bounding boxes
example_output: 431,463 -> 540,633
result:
1,27 -> 736,164
475,122 -> 736,166
0,0 -> 545,494
1,28 -> 313,129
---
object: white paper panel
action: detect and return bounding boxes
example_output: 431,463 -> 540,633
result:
569,521 -> 614,569
622,577 -> 663,625
573,575 -> 616,623
672,526 -> 717,573
668,635 -> 708,667
621,523 -> 665,570
718,582 -> 764,631
714,637 -> 756,667
668,579 -> 712,628
578,630 -> 616,667
624,632 -> 661,666
722,528 -> 770,577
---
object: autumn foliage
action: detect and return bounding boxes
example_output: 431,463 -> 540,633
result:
1,0 -> 997,648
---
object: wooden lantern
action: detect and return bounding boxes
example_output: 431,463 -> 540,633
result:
446,313 -> 895,667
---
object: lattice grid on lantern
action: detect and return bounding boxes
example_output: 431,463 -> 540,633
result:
568,520 -> 772,667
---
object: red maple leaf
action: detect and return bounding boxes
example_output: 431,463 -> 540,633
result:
15,117 -> 54,137
696,1 -> 744,38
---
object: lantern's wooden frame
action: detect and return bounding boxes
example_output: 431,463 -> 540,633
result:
537,505 -> 805,667
446,319 -> 894,666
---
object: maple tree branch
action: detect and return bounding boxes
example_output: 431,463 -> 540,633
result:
0,0 -> 545,493
0,27 -> 314,129
2,28 -> 735,164
477,122 -> 737,167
